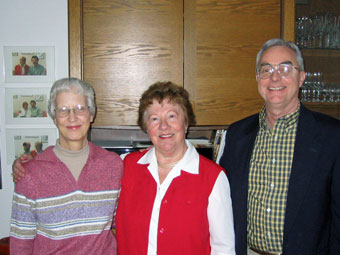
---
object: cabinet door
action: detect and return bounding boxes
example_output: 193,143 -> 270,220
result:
69,0 -> 293,126
296,0 -> 340,119
184,0 -> 281,125
71,0 -> 183,126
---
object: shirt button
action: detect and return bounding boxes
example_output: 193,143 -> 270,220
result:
163,199 -> 168,205
274,135 -> 278,140
267,208 -> 271,213
272,158 -> 276,164
270,183 -> 275,188
159,228 -> 165,234
267,232 -> 271,237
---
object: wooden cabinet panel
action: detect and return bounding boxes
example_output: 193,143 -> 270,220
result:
69,0 -> 294,126
82,0 -> 183,126
184,0 -> 281,125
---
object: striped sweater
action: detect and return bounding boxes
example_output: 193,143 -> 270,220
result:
10,142 -> 124,255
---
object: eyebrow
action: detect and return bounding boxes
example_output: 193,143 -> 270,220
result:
260,61 -> 294,67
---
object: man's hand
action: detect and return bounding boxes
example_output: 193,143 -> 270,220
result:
12,154 -> 32,182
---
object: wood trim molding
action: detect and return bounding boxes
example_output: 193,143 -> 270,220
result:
68,0 -> 83,79
281,0 -> 295,41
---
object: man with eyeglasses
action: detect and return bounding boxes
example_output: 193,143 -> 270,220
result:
219,38 -> 340,255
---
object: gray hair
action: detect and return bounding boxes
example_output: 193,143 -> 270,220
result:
256,38 -> 304,71
48,77 -> 96,119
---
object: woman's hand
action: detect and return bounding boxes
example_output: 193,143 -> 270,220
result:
12,154 -> 32,182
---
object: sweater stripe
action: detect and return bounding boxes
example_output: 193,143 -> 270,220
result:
11,189 -> 119,240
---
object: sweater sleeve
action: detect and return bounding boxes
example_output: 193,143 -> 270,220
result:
10,175 -> 37,255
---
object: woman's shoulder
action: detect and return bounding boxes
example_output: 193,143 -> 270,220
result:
199,154 -> 224,173
124,150 -> 146,163
197,155 -> 227,185
23,146 -> 55,167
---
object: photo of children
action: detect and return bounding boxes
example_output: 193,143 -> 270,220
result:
12,52 -> 47,76
14,135 -> 48,159
13,94 -> 47,118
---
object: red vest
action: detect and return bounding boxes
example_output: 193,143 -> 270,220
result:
116,151 -> 223,255
13,64 -> 29,75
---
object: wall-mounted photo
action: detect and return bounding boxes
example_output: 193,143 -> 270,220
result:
5,128 -> 57,164
5,88 -> 53,124
4,46 -> 55,83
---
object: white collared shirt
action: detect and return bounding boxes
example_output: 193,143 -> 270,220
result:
137,140 -> 235,255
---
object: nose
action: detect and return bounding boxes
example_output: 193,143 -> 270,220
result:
159,118 -> 169,130
270,69 -> 281,81
67,109 -> 77,120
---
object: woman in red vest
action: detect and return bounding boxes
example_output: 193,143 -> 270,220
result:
13,56 -> 29,75
116,81 -> 235,255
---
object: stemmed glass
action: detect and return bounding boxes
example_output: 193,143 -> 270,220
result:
335,85 -> 340,102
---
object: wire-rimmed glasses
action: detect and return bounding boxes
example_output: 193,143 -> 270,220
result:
55,104 -> 90,118
257,64 -> 300,79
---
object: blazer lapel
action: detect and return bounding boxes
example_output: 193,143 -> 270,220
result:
230,117 -> 259,251
284,106 -> 321,236
235,124 -> 258,197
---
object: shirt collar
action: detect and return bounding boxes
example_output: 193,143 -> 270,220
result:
137,139 -> 200,175
259,103 -> 300,131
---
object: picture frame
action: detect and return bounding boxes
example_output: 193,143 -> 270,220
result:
6,128 -> 57,164
5,88 -> 53,124
4,46 -> 55,83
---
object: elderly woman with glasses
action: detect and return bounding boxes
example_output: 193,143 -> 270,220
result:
115,81 -> 235,255
10,78 -> 123,255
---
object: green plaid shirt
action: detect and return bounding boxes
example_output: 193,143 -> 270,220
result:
247,104 -> 300,253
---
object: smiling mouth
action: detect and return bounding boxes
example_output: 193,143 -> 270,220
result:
67,125 -> 81,130
269,86 -> 285,91
159,134 -> 174,138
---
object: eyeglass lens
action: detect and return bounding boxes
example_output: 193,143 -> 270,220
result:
258,64 -> 294,79
56,105 -> 89,117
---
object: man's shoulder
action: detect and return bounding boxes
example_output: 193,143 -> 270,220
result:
228,113 -> 259,134
231,113 -> 259,125
301,106 -> 340,134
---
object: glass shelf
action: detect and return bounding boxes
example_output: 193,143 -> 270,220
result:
301,48 -> 340,57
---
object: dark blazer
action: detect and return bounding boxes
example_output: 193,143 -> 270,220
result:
219,105 -> 340,255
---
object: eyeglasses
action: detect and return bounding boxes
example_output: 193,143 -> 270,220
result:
55,104 -> 90,117
257,64 -> 300,79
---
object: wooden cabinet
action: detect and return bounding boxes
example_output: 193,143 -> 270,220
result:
296,0 -> 340,119
69,0 -> 294,126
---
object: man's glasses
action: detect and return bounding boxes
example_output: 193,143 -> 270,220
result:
55,104 -> 90,117
257,63 -> 300,79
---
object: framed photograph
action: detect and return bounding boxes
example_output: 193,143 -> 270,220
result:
4,46 -> 55,83
6,128 -> 57,164
5,88 -> 53,124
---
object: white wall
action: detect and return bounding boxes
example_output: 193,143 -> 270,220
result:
0,0 -> 69,238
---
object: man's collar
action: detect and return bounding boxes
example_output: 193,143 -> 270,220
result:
259,103 -> 300,131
